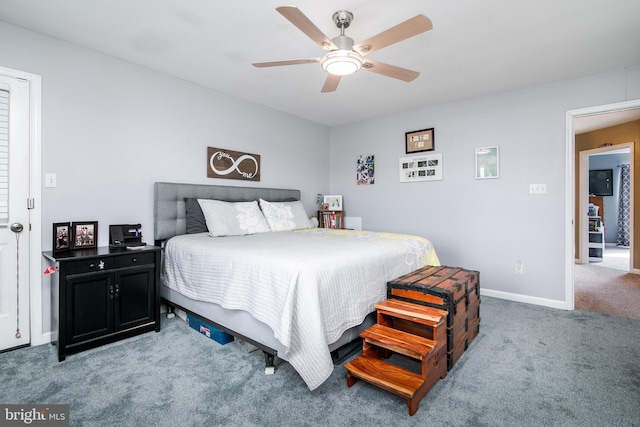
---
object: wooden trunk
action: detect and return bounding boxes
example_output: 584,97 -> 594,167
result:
387,265 -> 480,370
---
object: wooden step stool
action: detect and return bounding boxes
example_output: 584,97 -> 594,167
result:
387,265 -> 481,371
344,299 -> 448,416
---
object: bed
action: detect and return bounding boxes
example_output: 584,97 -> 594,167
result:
154,182 -> 440,390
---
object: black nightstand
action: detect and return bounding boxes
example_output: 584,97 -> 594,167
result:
43,246 -> 161,361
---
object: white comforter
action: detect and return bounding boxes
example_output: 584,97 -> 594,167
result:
163,228 -> 439,390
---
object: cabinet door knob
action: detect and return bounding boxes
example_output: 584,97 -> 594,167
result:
89,263 -> 96,269
132,258 -> 138,263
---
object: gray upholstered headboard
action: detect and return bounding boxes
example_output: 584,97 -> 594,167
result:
154,182 -> 301,242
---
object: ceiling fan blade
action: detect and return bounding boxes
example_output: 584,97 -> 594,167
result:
276,6 -> 338,51
354,15 -> 433,56
321,74 -> 342,93
252,58 -> 320,68
361,59 -> 420,82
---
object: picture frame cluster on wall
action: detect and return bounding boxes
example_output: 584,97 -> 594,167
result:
400,127 -> 441,183
53,221 -> 98,255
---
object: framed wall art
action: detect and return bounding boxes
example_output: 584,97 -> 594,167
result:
399,153 -> 443,183
53,222 -> 71,255
207,147 -> 261,182
405,128 -> 434,154
71,221 -> 98,249
475,146 -> 499,179
357,154 -> 375,185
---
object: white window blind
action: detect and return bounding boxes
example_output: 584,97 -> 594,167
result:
0,89 -> 9,224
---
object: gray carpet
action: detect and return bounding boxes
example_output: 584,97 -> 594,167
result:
575,263 -> 640,319
1,297 -> 639,427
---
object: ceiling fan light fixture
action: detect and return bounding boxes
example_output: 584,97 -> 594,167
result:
255,7 -> 433,92
321,50 -> 362,76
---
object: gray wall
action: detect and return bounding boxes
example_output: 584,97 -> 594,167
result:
329,66 -> 640,304
2,19 -> 640,336
0,21 -> 330,335
0,21 -> 330,246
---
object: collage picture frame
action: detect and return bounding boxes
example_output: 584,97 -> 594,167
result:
405,128 -> 434,154
399,153 -> 443,182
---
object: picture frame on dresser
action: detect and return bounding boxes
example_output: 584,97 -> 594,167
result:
53,222 -> 71,255
71,221 -> 98,249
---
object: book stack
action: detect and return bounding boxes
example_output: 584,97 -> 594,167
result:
319,211 -> 344,229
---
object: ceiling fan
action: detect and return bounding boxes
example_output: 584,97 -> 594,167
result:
252,6 -> 433,93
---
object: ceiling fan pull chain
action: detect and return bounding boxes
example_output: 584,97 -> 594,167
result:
10,223 -> 24,339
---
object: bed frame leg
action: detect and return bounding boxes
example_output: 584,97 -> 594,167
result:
264,352 -> 275,375
165,305 -> 175,319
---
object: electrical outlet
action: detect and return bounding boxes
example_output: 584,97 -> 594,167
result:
515,260 -> 523,275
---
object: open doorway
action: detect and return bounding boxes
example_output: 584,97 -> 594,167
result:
578,145 -> 632,270
576,144 -> 636,319
568,100 -> 639,319
565,99 -> 640,312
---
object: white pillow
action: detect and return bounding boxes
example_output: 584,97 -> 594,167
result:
197,199 -> 270,237
259,199 -> 314,232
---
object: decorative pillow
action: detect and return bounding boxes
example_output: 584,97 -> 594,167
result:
184,198 -> 208,234
197,199 -> 270,237
259,199 -> 313,232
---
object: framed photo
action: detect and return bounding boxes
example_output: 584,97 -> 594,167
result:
475,146 -> 500,179
405,128 -> 434,154
323,195 -> 343,211
71,221 -> 98,249
53,222 -> 71,255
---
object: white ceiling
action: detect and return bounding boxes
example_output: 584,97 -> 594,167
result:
1,0 -> 639,127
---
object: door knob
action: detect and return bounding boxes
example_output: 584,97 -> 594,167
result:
10,223 -> 24,233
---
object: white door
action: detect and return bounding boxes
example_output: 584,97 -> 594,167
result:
0,74 -> 31,351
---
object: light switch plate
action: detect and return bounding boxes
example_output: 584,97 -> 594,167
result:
45,173 -> 57,188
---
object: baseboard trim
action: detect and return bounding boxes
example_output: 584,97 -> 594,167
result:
480,288 -> 570,310
31,331 -> 53,346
